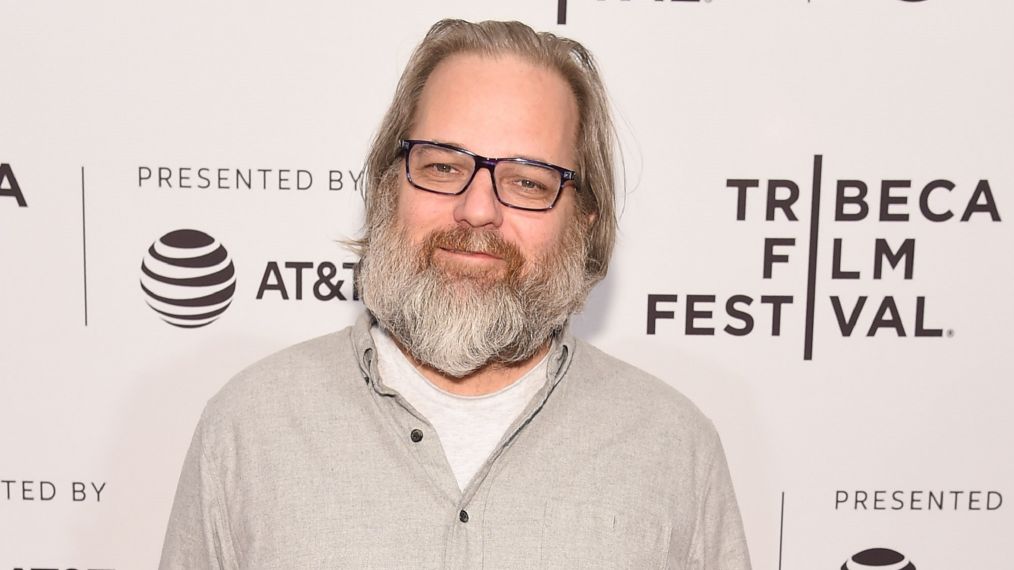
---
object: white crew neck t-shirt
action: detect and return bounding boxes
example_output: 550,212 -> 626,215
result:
371,325 -> 551,491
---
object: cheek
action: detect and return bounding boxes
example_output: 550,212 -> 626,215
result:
395,183 -> 445,241
503,207 -> 574,259
509,220 -> 560,254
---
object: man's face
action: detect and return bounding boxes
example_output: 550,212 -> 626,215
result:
397,52 -> 582,281
358,52 -> 590,378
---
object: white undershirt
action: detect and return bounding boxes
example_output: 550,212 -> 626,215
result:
371,325 -> 550,491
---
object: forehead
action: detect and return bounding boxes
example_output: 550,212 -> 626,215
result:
410,52 -> 579,166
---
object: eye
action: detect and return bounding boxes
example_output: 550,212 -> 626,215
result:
516,178 -> 548,192
410,143 -> 473,181
424,162 -> 460,176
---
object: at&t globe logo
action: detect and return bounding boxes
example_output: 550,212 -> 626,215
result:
843,547 -> 916,570
140,229 -> 236,328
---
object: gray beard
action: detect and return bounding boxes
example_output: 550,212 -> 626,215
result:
357,217 -> 591,378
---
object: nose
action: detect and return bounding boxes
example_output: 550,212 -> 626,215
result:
453,166 -> 503,228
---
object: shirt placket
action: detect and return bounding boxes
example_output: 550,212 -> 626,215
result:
362,348 -> 483,568
358,334 -> 574,569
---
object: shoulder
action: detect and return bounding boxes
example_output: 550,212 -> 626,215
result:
200,326 -> 362,435
563,338 -> 719,448
545,338 -> 733,523
215,328 -> 355,399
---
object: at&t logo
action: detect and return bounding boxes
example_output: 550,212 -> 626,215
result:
843,547 -> 916,570
140,229 -> 236,328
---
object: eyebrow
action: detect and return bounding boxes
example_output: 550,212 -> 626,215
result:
433,139 -> 553,165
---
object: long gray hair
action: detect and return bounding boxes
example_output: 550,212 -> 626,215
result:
353,19 -> 618,286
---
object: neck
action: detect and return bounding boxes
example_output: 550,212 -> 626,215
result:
394,337 -> 553,396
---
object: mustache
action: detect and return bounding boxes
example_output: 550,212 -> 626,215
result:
420,227 -> 525,272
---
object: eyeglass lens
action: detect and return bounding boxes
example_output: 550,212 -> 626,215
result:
407,143 -> 561,210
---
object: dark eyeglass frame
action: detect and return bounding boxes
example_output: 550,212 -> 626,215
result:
399,139 -> 578,212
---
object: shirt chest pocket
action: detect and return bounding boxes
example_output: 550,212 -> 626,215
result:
540,498 -> 672,570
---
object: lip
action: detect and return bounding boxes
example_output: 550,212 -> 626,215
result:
437,247 -> 503,261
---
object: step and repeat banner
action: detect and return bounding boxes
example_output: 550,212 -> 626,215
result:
2,0 -> 1011,568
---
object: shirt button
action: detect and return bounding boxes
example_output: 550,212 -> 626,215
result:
459,509 -> 469,523
410,429 -> 424,443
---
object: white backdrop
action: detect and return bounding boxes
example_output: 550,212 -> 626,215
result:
2,1 -> 1012,568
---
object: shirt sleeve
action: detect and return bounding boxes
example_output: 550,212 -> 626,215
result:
684,428 -> 752,570
159,413 -> 237,570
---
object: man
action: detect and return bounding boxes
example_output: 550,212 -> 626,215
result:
160,19 -> 751,569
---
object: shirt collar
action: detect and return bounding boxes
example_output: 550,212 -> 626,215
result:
351,311 -> 575,392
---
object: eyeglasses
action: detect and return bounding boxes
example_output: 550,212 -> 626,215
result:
399,139 -> 578,211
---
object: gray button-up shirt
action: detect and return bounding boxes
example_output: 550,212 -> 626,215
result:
159,315 -> 752,569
